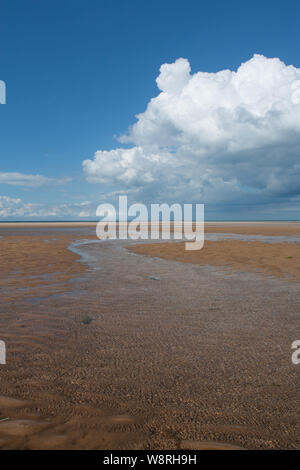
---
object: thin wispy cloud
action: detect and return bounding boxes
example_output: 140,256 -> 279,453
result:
0,172 -> 72,187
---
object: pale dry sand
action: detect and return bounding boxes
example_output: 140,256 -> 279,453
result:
205,221 -> 300,237
0,223 -> 299,450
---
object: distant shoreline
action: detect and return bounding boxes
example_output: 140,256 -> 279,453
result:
1,220 -> 300,237
1,220 -> 300,226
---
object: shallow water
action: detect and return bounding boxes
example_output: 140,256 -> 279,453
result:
68,231 -> 300,269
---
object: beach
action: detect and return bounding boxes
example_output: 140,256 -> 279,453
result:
0,222 -> 299,449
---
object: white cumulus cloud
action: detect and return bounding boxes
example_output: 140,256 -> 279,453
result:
83,54 -> 300,207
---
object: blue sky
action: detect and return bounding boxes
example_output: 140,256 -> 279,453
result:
1,0 -> 300,220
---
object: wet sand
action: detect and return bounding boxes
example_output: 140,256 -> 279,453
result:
0,223 -> 299,449
128,240 -> 300,281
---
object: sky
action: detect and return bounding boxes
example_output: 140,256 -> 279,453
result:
1,0 -> 300,220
